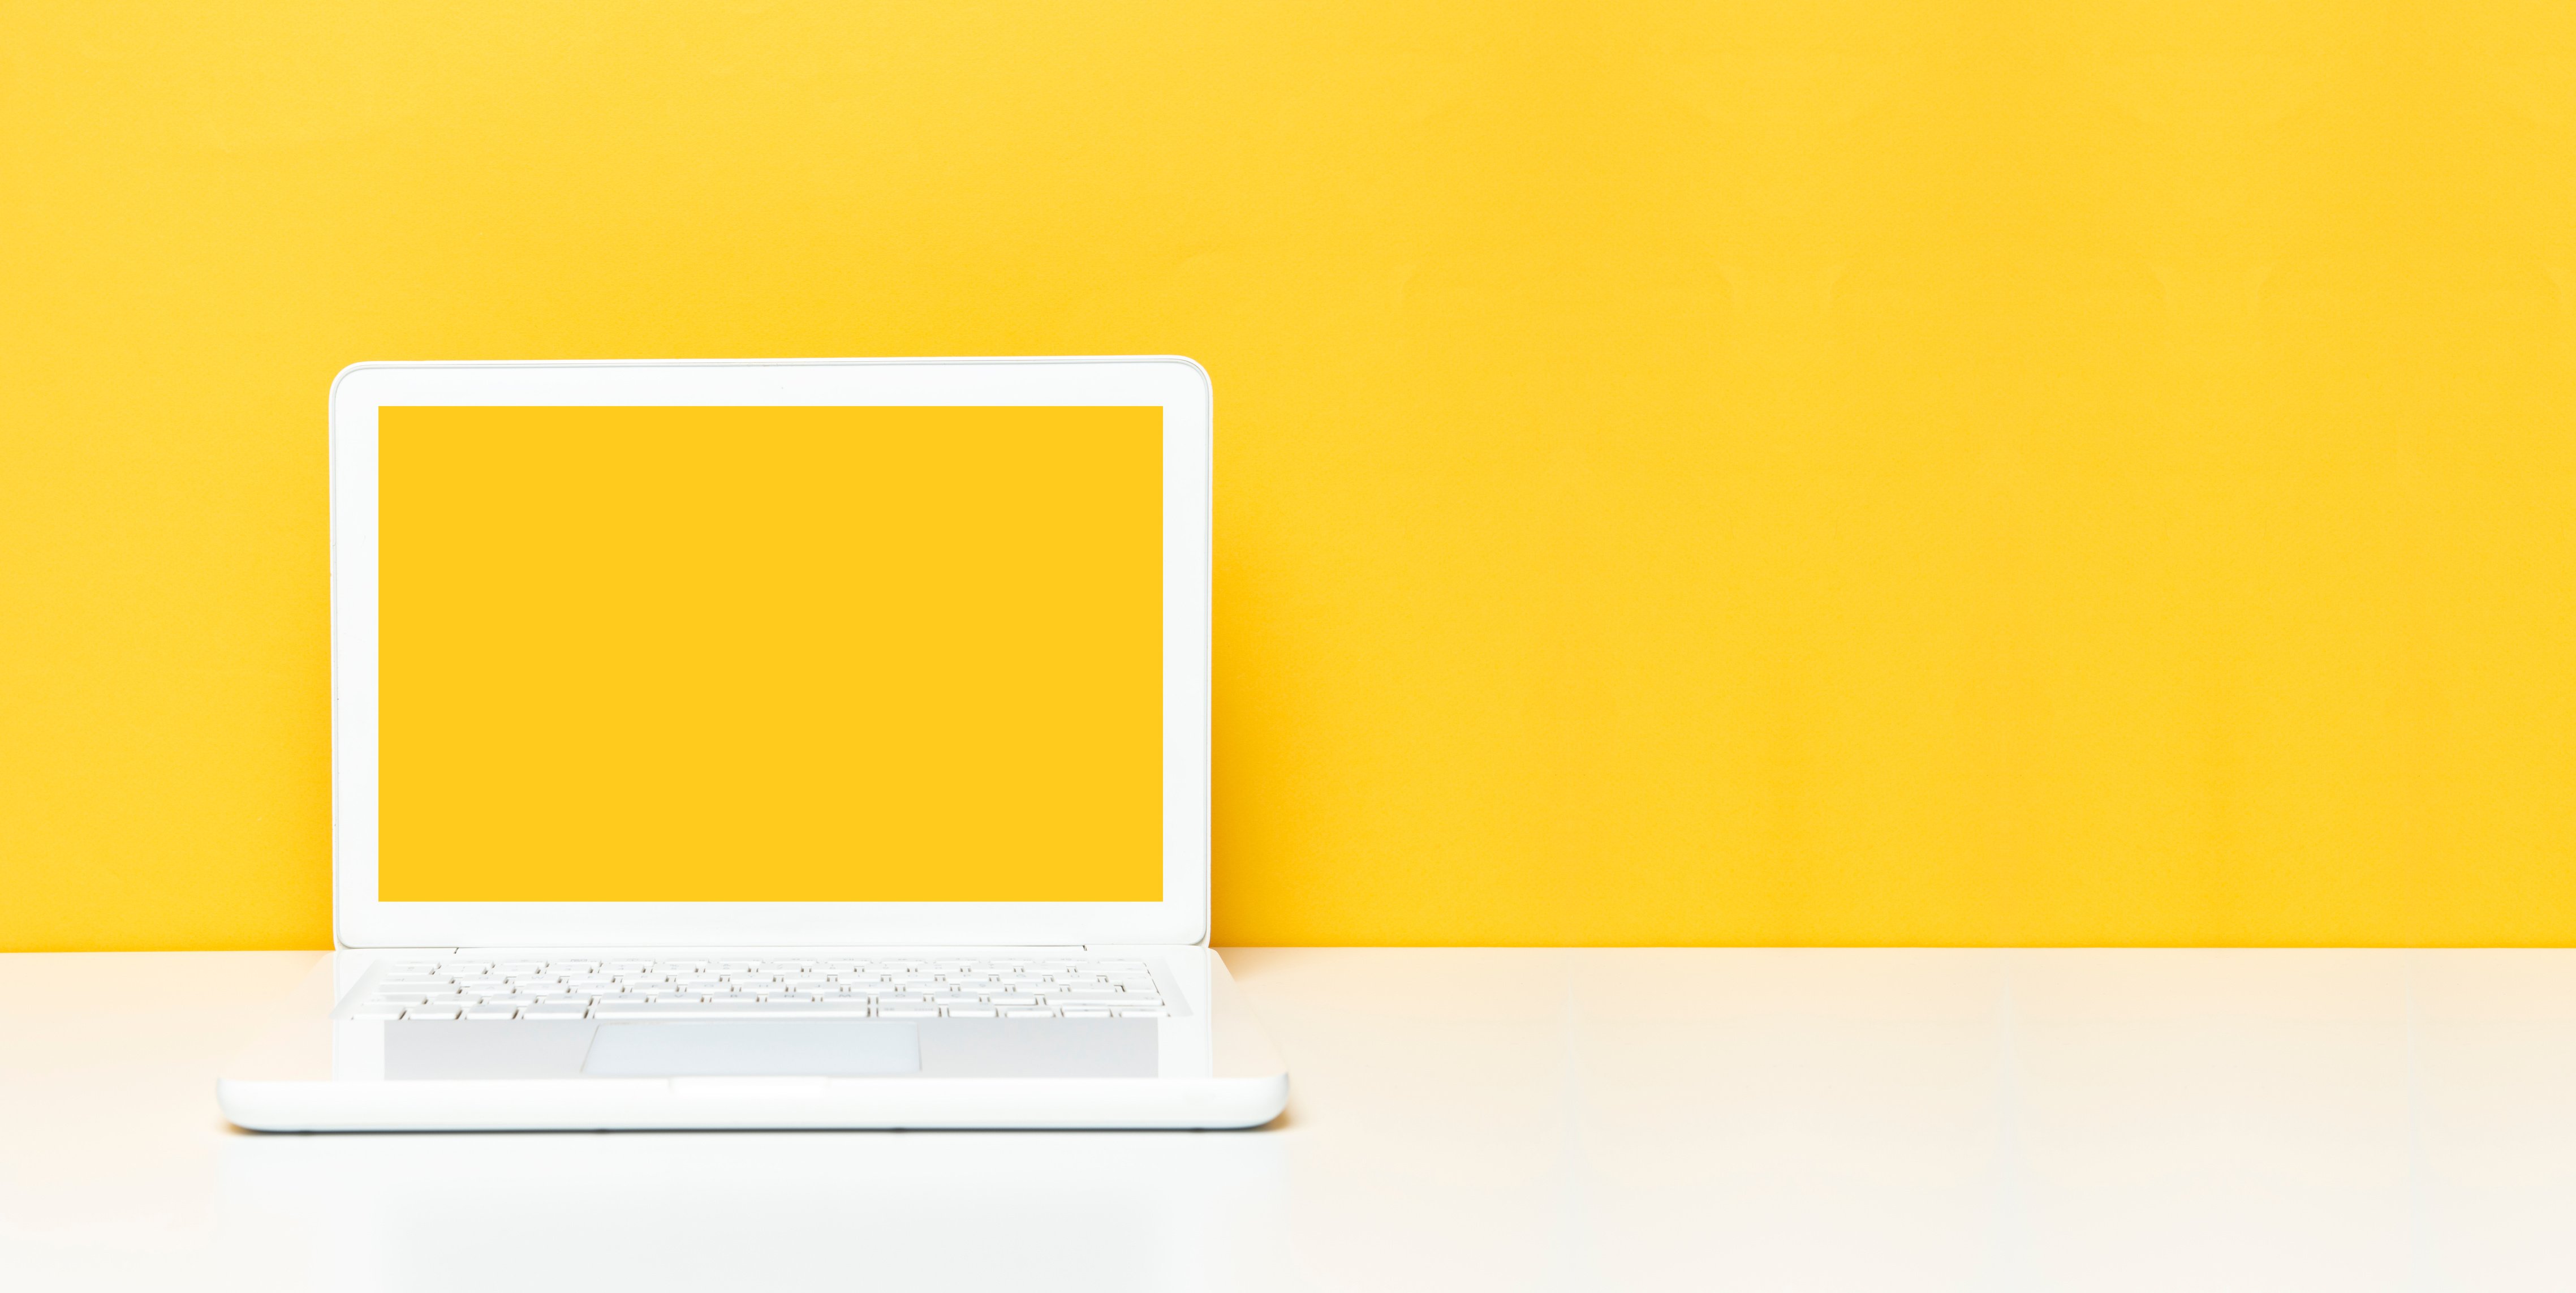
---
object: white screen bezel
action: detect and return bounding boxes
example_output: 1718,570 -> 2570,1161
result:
330,358 -> 1211,948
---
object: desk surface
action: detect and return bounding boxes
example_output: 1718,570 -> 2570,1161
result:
6,947 -> 2576,1291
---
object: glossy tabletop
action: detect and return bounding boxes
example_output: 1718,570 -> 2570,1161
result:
7,948 -> 2576,1291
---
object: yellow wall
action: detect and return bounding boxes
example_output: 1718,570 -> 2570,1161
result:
5,1 -> 2572,949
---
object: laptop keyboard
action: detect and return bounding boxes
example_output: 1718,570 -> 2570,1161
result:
345,957 -> 1173,1022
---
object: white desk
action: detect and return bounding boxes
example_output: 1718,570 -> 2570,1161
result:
6,948 -> 2576,1290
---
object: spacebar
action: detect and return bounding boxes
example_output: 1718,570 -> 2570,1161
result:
590,1003 -> 877,1018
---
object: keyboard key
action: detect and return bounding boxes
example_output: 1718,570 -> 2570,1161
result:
1114,1008 -> 1169,1018
876,1007 -> 938,1018
589,1003 -> 873,1018
405,1007 -> 462,1020
521,1006 -> 588,1020
1060,1008 -> 1112,1018
347,1008 -> 406,1021
1002,1008 -> 1058,1019
365,995 -> 429,1007
944,1007 -> 998,1018
462,1005 -> 520,1020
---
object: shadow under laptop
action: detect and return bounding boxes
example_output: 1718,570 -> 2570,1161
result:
213,1120 -> 1296,1292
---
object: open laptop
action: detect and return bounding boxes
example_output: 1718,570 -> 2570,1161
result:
217,356 -> 1288,1131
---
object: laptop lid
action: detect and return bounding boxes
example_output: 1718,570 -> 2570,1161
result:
328,358 -> 1211,948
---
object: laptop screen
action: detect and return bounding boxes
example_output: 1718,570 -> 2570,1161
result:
374,405 -> 1164,904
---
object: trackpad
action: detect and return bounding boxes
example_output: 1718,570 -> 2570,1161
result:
582,1021 -> 921,1076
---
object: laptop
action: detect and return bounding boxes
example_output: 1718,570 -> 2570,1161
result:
217,356 -> 1288,1131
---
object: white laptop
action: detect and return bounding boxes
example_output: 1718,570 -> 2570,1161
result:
217,356 -> 1287,1131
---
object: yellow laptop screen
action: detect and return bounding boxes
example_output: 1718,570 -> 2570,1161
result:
376,406 -> 1164,903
